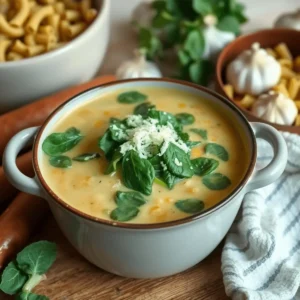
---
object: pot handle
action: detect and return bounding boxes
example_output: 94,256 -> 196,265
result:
245,122 -> 288,192
3,127 -> 43,197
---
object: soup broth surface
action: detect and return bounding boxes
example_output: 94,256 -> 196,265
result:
41,87 -> 249,224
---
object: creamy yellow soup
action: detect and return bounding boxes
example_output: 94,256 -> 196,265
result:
41,87 -> 249,224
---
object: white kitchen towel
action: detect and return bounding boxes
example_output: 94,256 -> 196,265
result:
222,132 -> 300,300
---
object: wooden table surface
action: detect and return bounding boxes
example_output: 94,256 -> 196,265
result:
0,215 -> 228,300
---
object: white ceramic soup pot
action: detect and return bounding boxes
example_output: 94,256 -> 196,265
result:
3,79 -> 288,279
0,0 -> 109,114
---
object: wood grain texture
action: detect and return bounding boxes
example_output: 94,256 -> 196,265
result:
0,216 -> 229,300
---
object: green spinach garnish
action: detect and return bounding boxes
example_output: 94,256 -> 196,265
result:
0,241 -> 57,300
134,102 -> 156,116
98,131 -> 117,159
49,155 -> 72,168
205,143 -> 229,161
175,113 -> 195,125
175,199 -> 204,214
42,127 -> 83,156
122,150 -> 155,195
190,128 -> 207,140
72,152 -> 100,162
202,173 -> 231,190
117,91 -> 148,104
192,157 -> 219,176
110,191 -> 147,222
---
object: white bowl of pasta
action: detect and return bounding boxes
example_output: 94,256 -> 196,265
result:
0,0 -> 110,114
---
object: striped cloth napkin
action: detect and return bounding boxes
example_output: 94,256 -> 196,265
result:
222,132 -> 300,300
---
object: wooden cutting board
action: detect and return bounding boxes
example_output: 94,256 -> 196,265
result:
0,215 -> 229,300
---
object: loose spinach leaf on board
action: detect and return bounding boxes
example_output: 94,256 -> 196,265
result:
202,173 -> 231,190
192,157 -> 219,176
49,155 -> 72,169
162,143 -> 194,178
175,199 -> 204,214
16,241 -> 57,275
98,131 -> 117,159
117,91 -> 148,104
42,127 -> 83,156
190,128 -> 207,140
16,292 -> 49,300
72,153 -> 100,162
205,143 -> 229,161
122,150 -> 155,195
105,149 -> 123,174
115,191 -> 146,207
110,206 -> 140,222
134,102 -> 156,116
175,113 -> 195,125
0,261 -> 28,295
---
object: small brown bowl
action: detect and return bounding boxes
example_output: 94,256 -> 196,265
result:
216,28 -> 300,134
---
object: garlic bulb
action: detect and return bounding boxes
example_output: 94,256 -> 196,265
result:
131,1 -> 155,30
251,91 -> 298,125
116,51 -> 162,79
274,9 -> 300,30
226,43 -> 281,96
202,15 -> 235,61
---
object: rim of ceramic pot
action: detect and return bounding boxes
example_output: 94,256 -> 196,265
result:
33,78 -> 257,230
0,0 -> 108,68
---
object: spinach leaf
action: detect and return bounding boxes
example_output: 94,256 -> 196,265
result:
175,199 -> 204,214
134,102 -> 156,116
0,261 -> 28,295
98,131 -> 117,158
138,27 -> 163,59
183,30 -> 205,60
154,177 -> 168,188
186,141 -> 201,148
161,167 -> 183,189
105,149 -> 122,174
189,60 -> 214,86
117,91 -> 148,104
175,113 -> 195,125
42,127 -> 83,156
192,157 -> 219,176
162,143 -> 194,178
72,153 -> 100,162
149,155 -> 163,178
49,156 -> 72,168
122,150 -> 155,195
16,241 -> 57,275
115,191 -> 146,207
110,206 -> 139,222
205,143 -> 229,161
190,128 -> 207,140
192,0 -> 212,15
16,292 -> 49,300
109,122 -> 128,142
202,173 -> 231,190
148,109 -> 182,131
177,131 -> 189,142
217,15 -> 240,35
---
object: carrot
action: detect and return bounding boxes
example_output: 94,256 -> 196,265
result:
0,193 -> 49,269
0,75 -> 116,159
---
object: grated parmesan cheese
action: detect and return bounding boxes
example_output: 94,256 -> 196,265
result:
119,116 -> 189,158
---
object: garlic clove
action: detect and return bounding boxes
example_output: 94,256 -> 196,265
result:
116,50 -> 162,80
274,9 -> 300,31
251,92 -> 298,125
226,43 -> 281,95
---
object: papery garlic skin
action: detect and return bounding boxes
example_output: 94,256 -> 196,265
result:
226,43 -> 281,96
202,15 -> 235,61
274,9 -> 300,30
116,51 -> 162,79
251,92 -> 298,125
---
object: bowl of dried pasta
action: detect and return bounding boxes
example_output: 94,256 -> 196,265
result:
0,0 -> 110,114
216,28 -> 300,134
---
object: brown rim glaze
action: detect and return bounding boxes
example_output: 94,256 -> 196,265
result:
216,28 -> 300,134
33,78 -> 257,230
